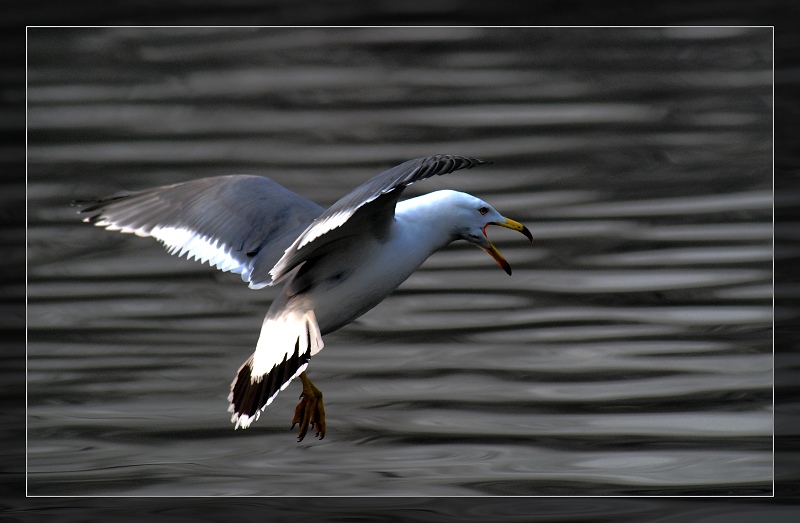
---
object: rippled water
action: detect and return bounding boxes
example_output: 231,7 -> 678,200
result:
26,27 -> 773,496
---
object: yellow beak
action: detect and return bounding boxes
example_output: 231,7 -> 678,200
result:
481,217 -> 533,275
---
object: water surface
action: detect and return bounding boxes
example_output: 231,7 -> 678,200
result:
27,27 -> 773,496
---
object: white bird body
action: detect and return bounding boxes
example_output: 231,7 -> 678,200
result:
287,190 -> 473,335
79,156 -> 532,440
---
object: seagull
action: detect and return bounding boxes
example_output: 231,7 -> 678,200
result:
78,154 -> 533,442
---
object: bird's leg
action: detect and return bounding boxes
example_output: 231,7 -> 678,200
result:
291,371 -> 326,442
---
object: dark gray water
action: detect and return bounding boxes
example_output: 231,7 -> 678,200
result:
26,27 -> 774,496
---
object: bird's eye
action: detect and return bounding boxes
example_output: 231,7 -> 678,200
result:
479,207 -> 489,215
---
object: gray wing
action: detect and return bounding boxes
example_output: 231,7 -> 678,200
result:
78,175 -> 324,288
268,154 -> 487,282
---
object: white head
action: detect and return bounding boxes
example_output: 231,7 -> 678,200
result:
420,190 -> 533,275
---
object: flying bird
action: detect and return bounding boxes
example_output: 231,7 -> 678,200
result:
79,154 -> 533,442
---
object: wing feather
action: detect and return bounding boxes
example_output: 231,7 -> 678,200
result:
78,175 -> 324,288
268,154 -> 487,282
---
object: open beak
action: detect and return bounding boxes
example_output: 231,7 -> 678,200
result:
481,217 -> 533,275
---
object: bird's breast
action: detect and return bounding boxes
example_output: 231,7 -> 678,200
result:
291,216 -> 446,335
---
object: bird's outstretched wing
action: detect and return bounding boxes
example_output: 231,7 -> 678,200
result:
78,175 -> 324,288
268,154 -> 487,283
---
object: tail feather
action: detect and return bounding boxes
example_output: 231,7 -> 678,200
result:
227,310 -> 323,429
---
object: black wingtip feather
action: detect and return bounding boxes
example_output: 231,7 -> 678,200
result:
74,191 -> 143,221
